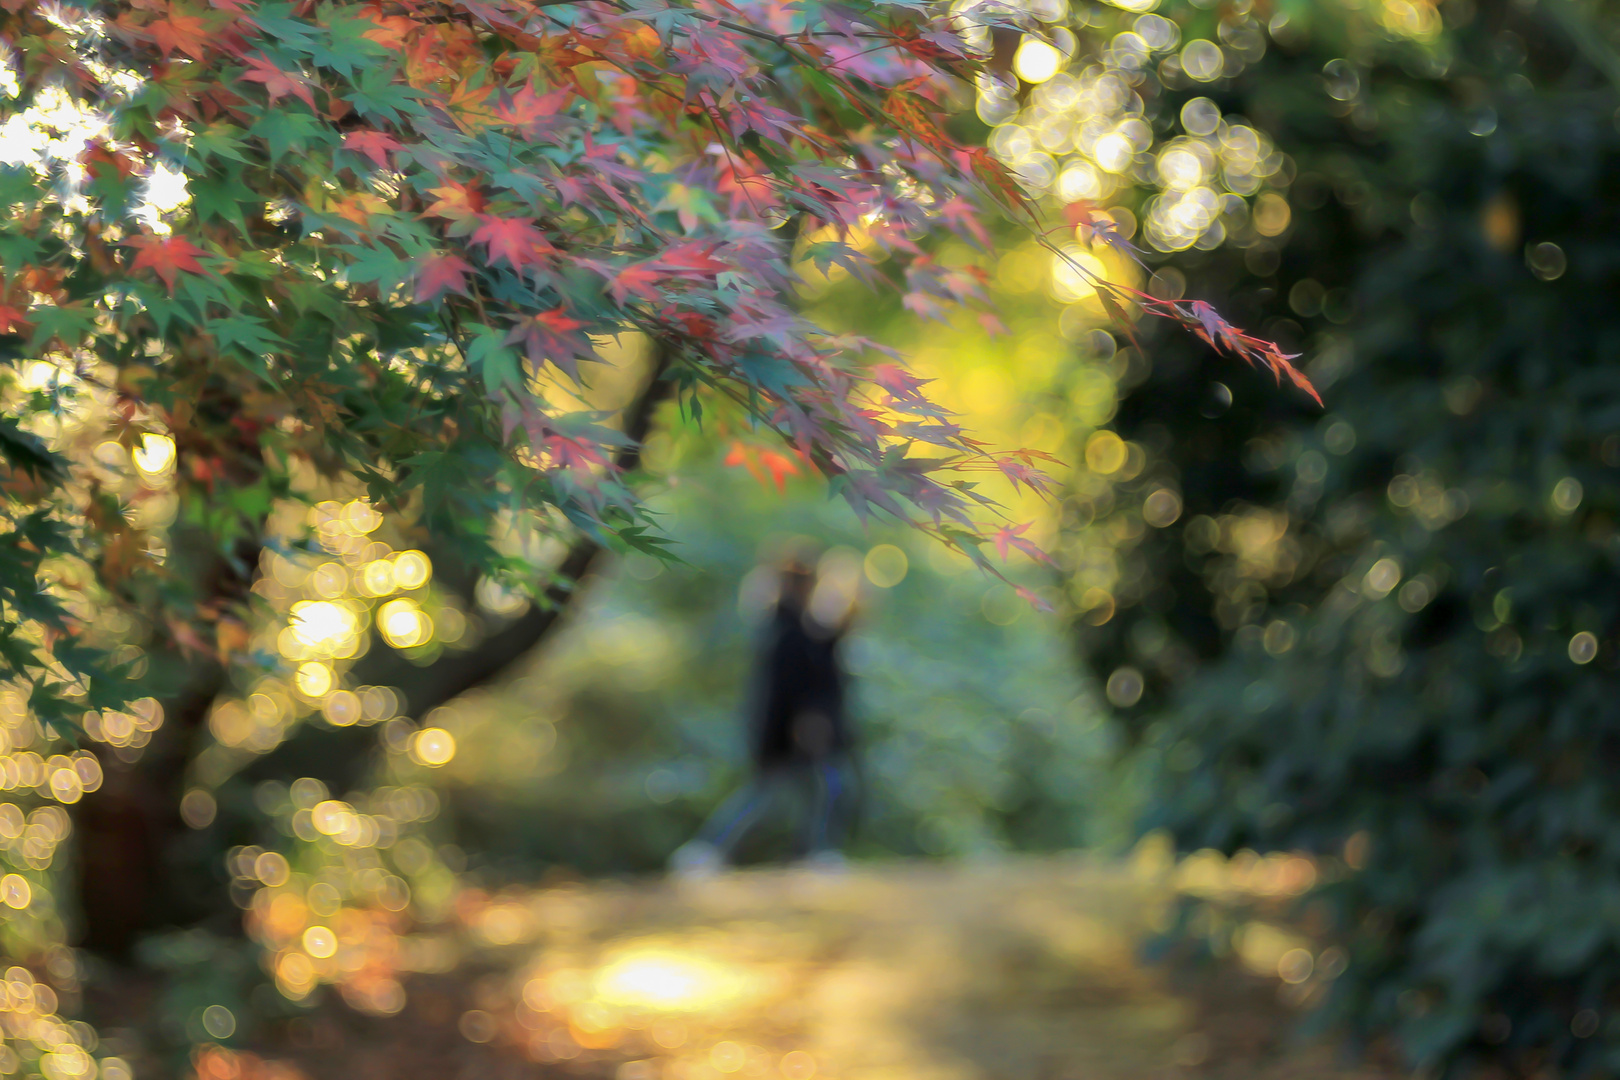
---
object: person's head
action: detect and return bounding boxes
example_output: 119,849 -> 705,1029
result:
777,560 -> 815,610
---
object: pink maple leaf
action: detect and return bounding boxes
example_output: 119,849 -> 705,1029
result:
937,196 -> 991,248
239,54 -> 316,110
869,363 -> 932,404
413,252 -> 473,302
344,130 -> 402,169
504,306 -> 596,381
1015,586 -> 1055,613
993,522 -> 1054,565
658,242 -> 731,273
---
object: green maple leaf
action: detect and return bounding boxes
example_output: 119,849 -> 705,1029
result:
230,250 -> 280,281
207,313 -> 286,363
250,4 -> 320,51
280,278 -> 346,318
28,304 -> 96,350
88,163 -> 141,220
225,477 -> 276,519
465,323 -> 523,394
0,628 -> 38,680
0,230 -> 41,271
189,121 -> 252,165
0,166 -> 39,209
340,243 -> 411,291
308,7 -> 388,78
346,65 -> 426,124
191,162 -> 260,233
133,291 -> 191,338
250,108 -> 329,162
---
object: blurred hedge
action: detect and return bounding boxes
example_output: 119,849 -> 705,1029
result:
1077,2 -> 1620,1074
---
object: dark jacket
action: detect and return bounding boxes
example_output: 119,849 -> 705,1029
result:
748,601 -> 848,767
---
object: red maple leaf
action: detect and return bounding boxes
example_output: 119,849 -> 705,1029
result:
540,435 -> 607,476
608,263 -> 664,304
658,242 -> 731,274
496,82 -> 576,141
344,130 -> 402,169
413,252 -> 473,302
471,215 -> 553,271
672,310 -> 715,340
422,181 -> 485,220
149,10 -> 211,60
503,306 -> 594,381
0,305 -> 30,334
239,54 -> 317,109
1187,300 -> 1322,406
123,234 -> 208,295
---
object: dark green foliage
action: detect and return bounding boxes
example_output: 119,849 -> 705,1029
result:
1080,3 -> 1620,1074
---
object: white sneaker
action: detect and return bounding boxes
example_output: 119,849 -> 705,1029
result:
668,840 -> 724,880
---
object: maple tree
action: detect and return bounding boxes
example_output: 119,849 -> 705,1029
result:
0,0 -> 1324,1072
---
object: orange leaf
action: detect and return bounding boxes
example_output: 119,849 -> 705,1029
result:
422,181 -> 484,220
123,234 -> 208,295
149,9 -> 211,60
444,79 -> 499,131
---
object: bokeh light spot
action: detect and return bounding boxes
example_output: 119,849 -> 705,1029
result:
1014,37 -> 1064,83
863,545 -> 908,588
411,727 -> 457,767
391,550 -> 432,590
1,874 -> 30,909
294,661 -> 333,699
1106,667 -> 1144,707
201,1005 -> 236,1039
378,598 -> 432,649
1180,39 -> 1223,82
1085,431 -> 1127,475
1569,631 -> 1599,665
302,926 -> 337,959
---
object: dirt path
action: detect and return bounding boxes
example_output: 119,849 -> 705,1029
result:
250,855 -> 1388,1080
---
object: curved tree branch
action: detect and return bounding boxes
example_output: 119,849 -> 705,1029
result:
241,343 -> 674,796
347,342 -> 673,711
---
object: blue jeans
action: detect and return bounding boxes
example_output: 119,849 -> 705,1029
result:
695,757 -> 853,860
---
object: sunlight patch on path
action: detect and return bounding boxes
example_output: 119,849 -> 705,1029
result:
392,854 -> 1379,1080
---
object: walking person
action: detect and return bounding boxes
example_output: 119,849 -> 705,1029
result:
670,555 -> 856,877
